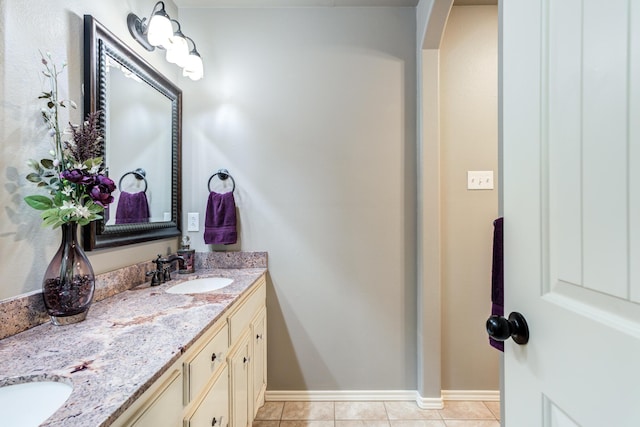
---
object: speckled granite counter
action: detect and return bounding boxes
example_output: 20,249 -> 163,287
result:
0,265 -> 267,426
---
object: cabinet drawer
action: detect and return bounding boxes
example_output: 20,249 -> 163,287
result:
186,323 -> 229,402
184,365 -> 229,427
228,279 -> 266,345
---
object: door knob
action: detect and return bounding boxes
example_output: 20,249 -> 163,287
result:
486,312 -> 529,345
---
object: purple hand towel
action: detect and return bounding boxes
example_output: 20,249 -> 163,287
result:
115,191 -> 150,224
204,191 -> 237,245
490,217 -> 504,352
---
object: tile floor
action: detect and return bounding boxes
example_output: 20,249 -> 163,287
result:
253,400 -> 500,427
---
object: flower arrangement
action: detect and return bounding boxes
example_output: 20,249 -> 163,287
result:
24,53 -> 116,228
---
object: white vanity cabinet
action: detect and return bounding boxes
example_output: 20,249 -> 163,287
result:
226,277 -> 267,427
112,275 -> 266,427
228,332 -> 251,427
251,308 -> 267,415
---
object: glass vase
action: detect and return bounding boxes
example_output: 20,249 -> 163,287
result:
42,222 -> 95,326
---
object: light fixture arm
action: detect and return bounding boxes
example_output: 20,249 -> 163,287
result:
127,1 -> 169,52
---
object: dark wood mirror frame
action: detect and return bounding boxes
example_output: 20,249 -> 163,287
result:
82,15 -> 182,250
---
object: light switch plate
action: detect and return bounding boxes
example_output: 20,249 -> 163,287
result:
187,212 -> 199,231
467,171 -> 494,190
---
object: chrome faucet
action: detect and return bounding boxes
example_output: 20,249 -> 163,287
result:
146,254 -> 185,286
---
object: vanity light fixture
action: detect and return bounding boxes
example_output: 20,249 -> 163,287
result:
182,37 -> 204,81
127,1 -> 204,80
165,20 -> 190,67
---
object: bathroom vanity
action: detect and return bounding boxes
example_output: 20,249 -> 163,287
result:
0,257 -> 267,427
112,275 -> 267,427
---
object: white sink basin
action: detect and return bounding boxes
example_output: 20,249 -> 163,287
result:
166,277 -> 234,294
0,381 -> 72,426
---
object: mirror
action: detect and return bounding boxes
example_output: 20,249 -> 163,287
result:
82,15 -> 181,250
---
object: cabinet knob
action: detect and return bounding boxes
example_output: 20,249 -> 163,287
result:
211,353 -> 217,362
243,356 -> 250,364
256,334 -> 263,340
212,416 -> 223,426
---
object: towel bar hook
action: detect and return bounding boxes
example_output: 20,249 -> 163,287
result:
118,168 -> 148,193
207,169 -> 236,193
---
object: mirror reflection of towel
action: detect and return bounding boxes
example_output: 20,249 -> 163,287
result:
204,191 -> 237,245
115,191 -> 150,224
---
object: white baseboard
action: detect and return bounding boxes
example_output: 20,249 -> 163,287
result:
265,390 -> 499,407
265,390 -> 418,402
441,390 -> 500,401
265,390 -> 445,409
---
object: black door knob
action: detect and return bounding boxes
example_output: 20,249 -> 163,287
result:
486,312 -> 529,345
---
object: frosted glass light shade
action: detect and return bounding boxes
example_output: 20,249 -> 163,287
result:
183,53 -> 204,81
146,13 -> 172,48
166,35 -> 189,67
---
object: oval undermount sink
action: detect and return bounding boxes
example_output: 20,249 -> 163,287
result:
166,277 -> 234,294
0,381 -> 72,426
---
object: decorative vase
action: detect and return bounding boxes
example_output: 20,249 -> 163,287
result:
42,222 -> 95,326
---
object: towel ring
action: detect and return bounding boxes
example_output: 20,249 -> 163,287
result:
207,168 -> 236,193
118,168 -> 148,193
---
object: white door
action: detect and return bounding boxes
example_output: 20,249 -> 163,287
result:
502,0 -> 640,425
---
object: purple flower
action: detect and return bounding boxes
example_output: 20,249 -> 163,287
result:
88,175 -> 115,207
60,169 -> 93,184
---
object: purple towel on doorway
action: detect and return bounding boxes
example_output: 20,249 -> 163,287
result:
115,191 -> 150,224
490,217 -> 504,352
204,191 -> 237,245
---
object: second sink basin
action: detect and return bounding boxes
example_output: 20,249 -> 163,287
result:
166,277 -> 234,294
0,380 -> 72,426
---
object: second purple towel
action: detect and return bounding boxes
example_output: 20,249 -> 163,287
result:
115,191 -> 150,224
489,217 -> 504,352
204,191 -> 237,245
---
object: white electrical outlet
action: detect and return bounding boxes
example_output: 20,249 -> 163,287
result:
467,171 -> 494,190
187,212 -> 199,231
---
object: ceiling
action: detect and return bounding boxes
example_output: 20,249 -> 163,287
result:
173,0 -> 496,8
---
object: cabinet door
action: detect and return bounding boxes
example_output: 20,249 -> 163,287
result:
130,369 -> 183,427
228,333 -> 251,427
251,308 -> 267,414
185,365 -> 229,427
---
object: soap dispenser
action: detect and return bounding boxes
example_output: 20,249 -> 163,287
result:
177,236 -> 195,274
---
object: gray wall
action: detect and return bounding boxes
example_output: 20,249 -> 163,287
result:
440,5 -> 499,390
179,7 -> 418,391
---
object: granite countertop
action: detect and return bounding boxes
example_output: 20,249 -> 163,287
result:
0,267 -> 267,427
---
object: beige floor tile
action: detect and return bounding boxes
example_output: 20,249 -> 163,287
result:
335,402 -> 388,420
280,421 -> 335,427
482,402 -> 500,420
282,402 -> 335,421
253,421 -> 280,427
336,421 -> 391,427
384,402 -> 441,420
256,402 -> 286,420
444,421 -> 500,427
438,402 -> 495,420
389,421 -> 447,427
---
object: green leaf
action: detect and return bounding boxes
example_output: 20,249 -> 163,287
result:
39,92 -> 52,99
24,195 -> 53,210
26,173 -> 42,183
41,159 -> 54,169
42,211 -> 62,227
